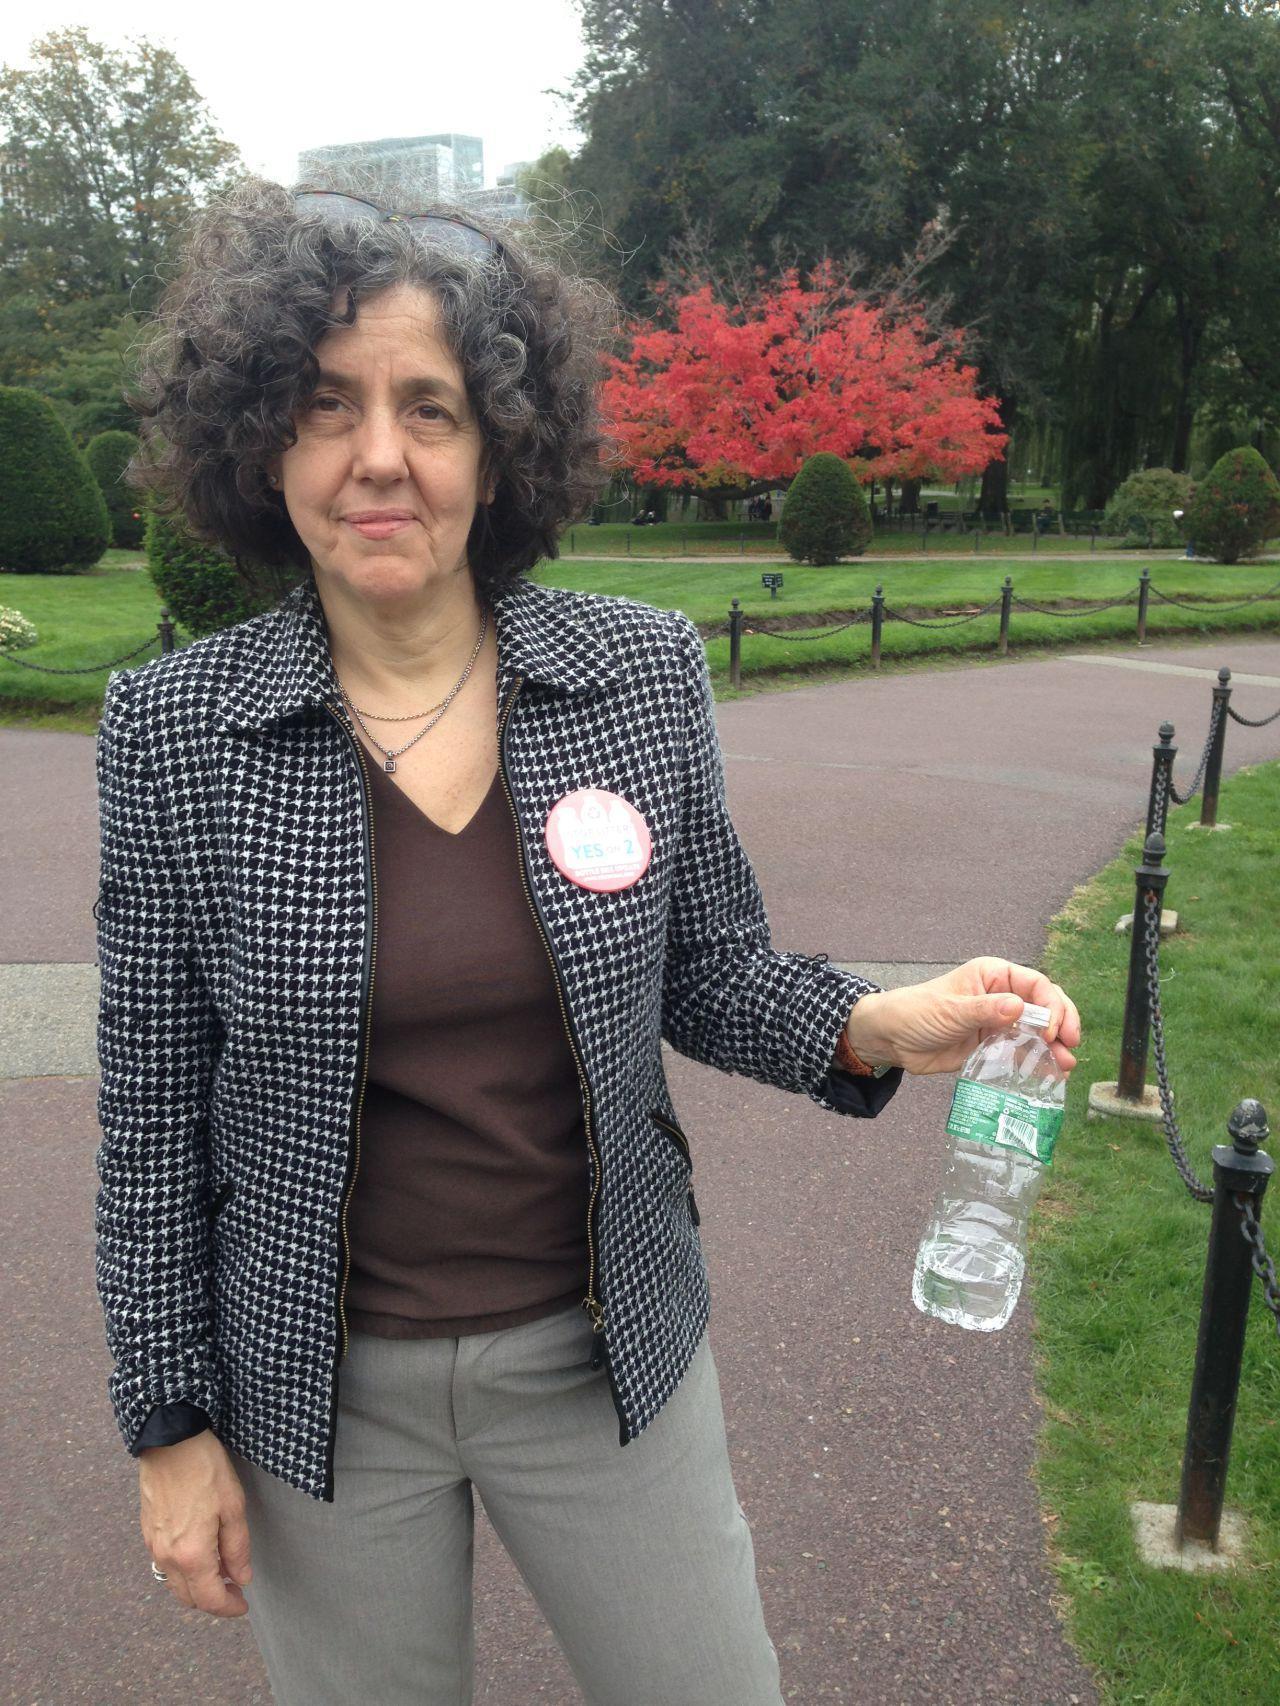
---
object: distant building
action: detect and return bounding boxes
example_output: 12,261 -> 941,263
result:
0,147 -> 29,217
295,133 -> 532,226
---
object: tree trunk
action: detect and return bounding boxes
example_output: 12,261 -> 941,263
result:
1170,298 -> 1201,474
980,391 -> 1017,520
899,478 -> 922,515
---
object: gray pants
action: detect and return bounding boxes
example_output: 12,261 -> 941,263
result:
230,1300 -> 784,1705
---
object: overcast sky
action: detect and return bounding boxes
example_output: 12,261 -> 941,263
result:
1,2 -> 587,186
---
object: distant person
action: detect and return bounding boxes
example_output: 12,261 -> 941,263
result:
94,174 -> 1082,1704
1036,499 -> 1055,535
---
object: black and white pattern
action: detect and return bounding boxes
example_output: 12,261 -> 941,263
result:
94,571 -> 902,1502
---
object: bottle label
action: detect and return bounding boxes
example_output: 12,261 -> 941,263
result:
944,1080 -> 1063,1164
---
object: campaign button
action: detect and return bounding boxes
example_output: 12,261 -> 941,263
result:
545,788 -> 652,892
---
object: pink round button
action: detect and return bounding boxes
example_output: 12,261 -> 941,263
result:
544,788 -> 652,892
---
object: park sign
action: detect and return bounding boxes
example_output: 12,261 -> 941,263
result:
762,572 -> 784,599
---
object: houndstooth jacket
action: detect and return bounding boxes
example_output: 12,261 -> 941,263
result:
94,569 -> 903,1502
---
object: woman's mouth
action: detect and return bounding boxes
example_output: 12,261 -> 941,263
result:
343,512 -> 416,539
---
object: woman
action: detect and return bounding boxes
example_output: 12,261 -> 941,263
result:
95,178 -> 1081,1704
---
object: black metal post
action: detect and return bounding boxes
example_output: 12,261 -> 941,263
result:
1116,831 -> 1169,1102
1199,668 -> 1232,829
922,519 -> 929,553
1137,568 -> 1151,645
1147,722 -> 1177,841
871,585 -> 884,670
729,598 -> 743,692
1091,523 -> 1096,554
1176,1100 -> 1273,1550
570,529 -> 576,552
158,609 -> 176,655
1032,522 -> 1039,553
999,576 -> 1013,656
626,529 -> 632,556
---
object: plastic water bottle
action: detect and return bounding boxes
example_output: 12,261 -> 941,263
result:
912,1002 -> 1067,1331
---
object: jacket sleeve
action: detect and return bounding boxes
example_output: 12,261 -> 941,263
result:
660,612 -> 904,1118
94,667 -> 225,1457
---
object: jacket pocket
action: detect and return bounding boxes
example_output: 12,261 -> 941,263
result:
649,1109 -> 701,1226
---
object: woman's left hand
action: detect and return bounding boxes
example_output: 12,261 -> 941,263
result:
845,957 -> 1082,1078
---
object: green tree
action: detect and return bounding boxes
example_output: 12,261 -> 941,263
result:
0,27 -> 240,310
144,508 -> 286,636
779,453 -> 871,564
1183,446 -> 1280,564
0,385 -> 110,571
85,430 -> 143,548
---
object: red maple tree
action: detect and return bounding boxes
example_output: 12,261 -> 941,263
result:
600,260 -> 1007,492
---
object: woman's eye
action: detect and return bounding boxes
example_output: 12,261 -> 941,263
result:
308,395 -> 344,413
414,403 -> 447,422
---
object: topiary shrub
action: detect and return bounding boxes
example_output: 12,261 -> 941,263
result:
1182,447 -> 1280,564
1103,467 -> 1194,549
145,507 -> 297,637
85,430 -> 145,549
0,386 -> 111,573
779,453 -> 872,564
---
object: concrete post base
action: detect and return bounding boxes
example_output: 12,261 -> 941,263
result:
1114,908 -> 1178,936
1184,821 -> 1232,833
1087,1081 -> 1164,1123
1130,1501 -> 1248,1571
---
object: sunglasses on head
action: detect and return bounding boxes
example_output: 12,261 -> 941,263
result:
292,189 -> 499,260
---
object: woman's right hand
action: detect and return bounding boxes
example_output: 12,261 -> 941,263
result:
138,1430 -> 253,1617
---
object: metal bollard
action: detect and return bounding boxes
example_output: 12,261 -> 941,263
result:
922,520 -> 929,554
1091,524 -> 1096,554
1199,668 -> 1232,829
871,585 -> 884,670
158,609 -> 176,655
1176,1100 -> 1273,1550
1137,568 -> 1151,644
1147,722 -> 1177,841
626,529 -> 631,556
729,598 -> 743,692
1116,831 -> 1169,1102
998,576 -> 1012,655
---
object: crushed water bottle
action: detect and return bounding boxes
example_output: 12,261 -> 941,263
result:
912,1001 -> 1066,1331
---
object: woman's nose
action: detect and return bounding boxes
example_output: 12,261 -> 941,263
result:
350,410 -> 410,482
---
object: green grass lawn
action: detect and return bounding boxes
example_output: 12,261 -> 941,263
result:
560,519 -> 1274,560
2,554 -> 1278,729
1033,762 -> 1280,1703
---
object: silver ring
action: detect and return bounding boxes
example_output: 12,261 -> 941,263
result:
151,1562 -> 168,1582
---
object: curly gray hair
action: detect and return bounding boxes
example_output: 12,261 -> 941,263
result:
130,176 -> 617,604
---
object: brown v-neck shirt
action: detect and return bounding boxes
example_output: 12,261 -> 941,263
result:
342,753 -> 592,1339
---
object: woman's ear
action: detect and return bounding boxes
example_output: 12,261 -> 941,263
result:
264,457 -> 282,492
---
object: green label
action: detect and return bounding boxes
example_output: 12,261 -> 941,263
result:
944,1079 -> 1063,1164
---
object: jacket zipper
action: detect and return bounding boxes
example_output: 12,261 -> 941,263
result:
497,676 -> 618,1396
649,1111 -> 701,1225
322,699 -> 379,1499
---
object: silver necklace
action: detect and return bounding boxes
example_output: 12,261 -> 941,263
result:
338,607 -> 488,773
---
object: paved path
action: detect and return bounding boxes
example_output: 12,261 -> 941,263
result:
5,634 -> 1280,1703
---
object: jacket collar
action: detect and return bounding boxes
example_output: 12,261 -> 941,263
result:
214,570 -> 621,734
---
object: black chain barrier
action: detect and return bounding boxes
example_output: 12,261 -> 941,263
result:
1141,886 -> 1214,1203
739,611 -> 872,642
1236,1194 -> 1280,1342
0,633 -> 161,674
880,598 -> 1003,629
1010,591 -> 1139,617
1227,701 -> 1280,729
1168,696 -> 1225,806
1147,577 -> 1280,614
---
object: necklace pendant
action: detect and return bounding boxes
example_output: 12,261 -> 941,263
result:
383,757 -> 396,773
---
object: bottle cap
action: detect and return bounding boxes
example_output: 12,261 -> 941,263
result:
1017,1002 -> 1052,1029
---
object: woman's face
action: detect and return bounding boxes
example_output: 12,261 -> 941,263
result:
275,282 -> 494,607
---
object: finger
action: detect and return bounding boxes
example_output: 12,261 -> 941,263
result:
219,1503 -> 253,1588
992,964 -> 1078,1043
152,1557 -> 195,1610
175,1539 -> 249,1618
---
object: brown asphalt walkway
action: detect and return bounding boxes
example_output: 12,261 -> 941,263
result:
6,633 -> 1280,1703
